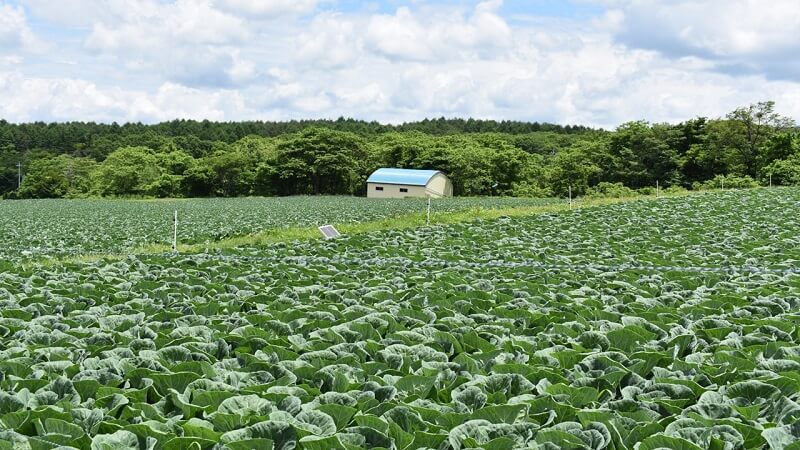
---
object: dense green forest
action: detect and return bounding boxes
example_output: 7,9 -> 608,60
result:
1,101 -> 797,199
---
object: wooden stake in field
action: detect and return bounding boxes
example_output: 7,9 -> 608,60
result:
172,210 -> 178,253
426,197 -> 431,225
568,185 -> 573,210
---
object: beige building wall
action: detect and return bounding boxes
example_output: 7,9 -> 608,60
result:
367,183 -> 428,198
367,176 -> 453,198
425,173 -> 453,197
366,173 -> 453,198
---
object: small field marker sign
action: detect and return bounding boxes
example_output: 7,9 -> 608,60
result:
318,225 -> 341,240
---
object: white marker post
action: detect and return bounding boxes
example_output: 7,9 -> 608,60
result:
172,210 -> 178,253
426,197 -> 431,225
721,178 -> 725,191
656,180 -> 659,198
568,185 -> 573,210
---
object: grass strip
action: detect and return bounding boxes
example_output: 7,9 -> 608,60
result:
28,189 -> 717,269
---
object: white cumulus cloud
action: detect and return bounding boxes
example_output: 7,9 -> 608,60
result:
214,0 -> 319,18
607,0 -> 800,79
0,4 -> 43,52
1,0 -> 799,127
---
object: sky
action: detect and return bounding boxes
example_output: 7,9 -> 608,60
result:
0,0 -> 799,128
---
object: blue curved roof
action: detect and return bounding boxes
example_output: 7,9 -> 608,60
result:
366,168 -> 442,186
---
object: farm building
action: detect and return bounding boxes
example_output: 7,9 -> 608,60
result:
366,168 -> 453,198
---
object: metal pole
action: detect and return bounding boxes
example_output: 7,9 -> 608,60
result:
426,197 -> 431,225
172,210 -> 178,253
656,180 -> 659,198
17,162 -> 21,189
568,185 -> 572,210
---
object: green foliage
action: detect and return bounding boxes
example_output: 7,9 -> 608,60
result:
763,154 -> 800,186
663,185 -> 688,195
725,101 -> 796,177
0,189 -> 799,449
272,128 -> 370,195
91,146 -> 168,196
761,135 -> 800,186
546,141 -> 602,196
583,182 -> 636,199
694,174 -> 760,190
373,133 -> 543,196
18,154 -> 97,198
607,121 -> 682,187
2,102 -> 797,199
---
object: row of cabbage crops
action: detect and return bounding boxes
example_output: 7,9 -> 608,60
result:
0,196 -> 558,260
1,189 -> 800,449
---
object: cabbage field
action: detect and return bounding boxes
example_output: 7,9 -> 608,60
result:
1,189 -> 800,449
0,196 -> 558,260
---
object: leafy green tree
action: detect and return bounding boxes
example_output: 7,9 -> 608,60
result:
273,128 -> 369,195
763,155 -> 800,186
546,141 -> 602,196
761,133 -> 800,185
184,162 -> 215,197
232,135 -> 280,196
203,150 -> 257,197
511,132 -> 588,155
173,135 -> 215,158
489,143 -> 533,195
681,119 -> 738,182
0,101 -> 795,198
445,144 -> 493,196
607,121 -> 682,187
677,118 -> 710,184
92,146 -> 161,196
374,132 -> 432,168
0,145 -> 22,194
725,101 -> 796,177
759,132 -> 797,167
511,153 -> 549,197
19,154 -> 97,198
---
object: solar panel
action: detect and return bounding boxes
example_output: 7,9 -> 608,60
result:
318,225 -> 341,240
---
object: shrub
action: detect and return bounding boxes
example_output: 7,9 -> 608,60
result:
761,155 -> 800,186
584,182 -> 637,198
637,186 -> 656,196
664,185 -> 688,195
695,174 -> 759,190
510,181 -> 551,198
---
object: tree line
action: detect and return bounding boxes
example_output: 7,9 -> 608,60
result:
1,101 -> 797,199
